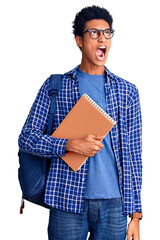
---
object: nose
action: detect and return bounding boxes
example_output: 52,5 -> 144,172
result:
98,31 -> 105,41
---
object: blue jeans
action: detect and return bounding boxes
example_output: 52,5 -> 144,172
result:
48,198 -> 127,240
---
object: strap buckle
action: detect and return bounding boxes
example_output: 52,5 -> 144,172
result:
49,89 -> 59,96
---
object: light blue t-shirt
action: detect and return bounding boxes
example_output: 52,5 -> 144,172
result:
76,67 -> 121,199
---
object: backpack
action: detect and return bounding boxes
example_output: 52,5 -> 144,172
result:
18,74 -> 63,214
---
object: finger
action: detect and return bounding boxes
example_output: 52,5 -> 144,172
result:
93,135 -> 105,140
99,143 -> 104,148
91,145 -> 103,156
95,142 -> 104,148
95,139 -> 104,148
95,136 -> 105,142
95,146 -> 102,151
98,135 -> 105,139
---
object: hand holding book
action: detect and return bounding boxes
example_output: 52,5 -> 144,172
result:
65,134 -> 105,157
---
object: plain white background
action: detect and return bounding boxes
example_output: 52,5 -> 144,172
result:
0,0 -> 160,239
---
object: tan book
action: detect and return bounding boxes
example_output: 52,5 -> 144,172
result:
52,93 -> 116,172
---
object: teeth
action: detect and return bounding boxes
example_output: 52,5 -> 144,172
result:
99,46 -> 106,49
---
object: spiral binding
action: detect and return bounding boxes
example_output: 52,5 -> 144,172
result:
83,93 -> 116,124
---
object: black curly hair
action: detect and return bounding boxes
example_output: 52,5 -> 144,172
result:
72,5 -> 113,38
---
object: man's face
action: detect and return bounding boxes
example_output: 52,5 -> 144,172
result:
76,19 -> 112,68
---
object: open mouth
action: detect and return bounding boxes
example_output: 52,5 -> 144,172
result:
96,46 -> 106,61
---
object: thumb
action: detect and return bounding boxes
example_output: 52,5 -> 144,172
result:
93,135 -> 105,140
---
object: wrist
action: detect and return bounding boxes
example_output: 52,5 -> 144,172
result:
131,217 -> 140,223
65,139 -> 72,152
65,139 -> 77,152
129,212 -> 142,220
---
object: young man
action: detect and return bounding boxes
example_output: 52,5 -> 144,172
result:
18,5 -> 142,240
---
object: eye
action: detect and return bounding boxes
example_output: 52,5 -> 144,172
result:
90,29 -> 99,37
104,30 -> 111,36
91,30 -> 97,35
104,29 -> 113,38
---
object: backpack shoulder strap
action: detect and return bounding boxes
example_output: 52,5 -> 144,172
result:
47,74 -> 63,135
49,74 -> 63,92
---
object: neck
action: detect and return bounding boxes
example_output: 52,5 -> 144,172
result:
79,62 -> 105,75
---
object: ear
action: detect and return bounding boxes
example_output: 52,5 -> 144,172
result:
75,35 -> 83,48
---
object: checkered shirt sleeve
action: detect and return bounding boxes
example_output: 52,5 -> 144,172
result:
18,78 -> 68,158
127,86 -> 142,212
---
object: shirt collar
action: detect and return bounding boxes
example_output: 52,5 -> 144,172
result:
64,65 -> 114,82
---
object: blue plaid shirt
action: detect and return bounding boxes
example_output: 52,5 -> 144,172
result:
18,65 -> 142,215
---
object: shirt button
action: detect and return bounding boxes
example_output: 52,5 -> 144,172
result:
82,178 -> 85,181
